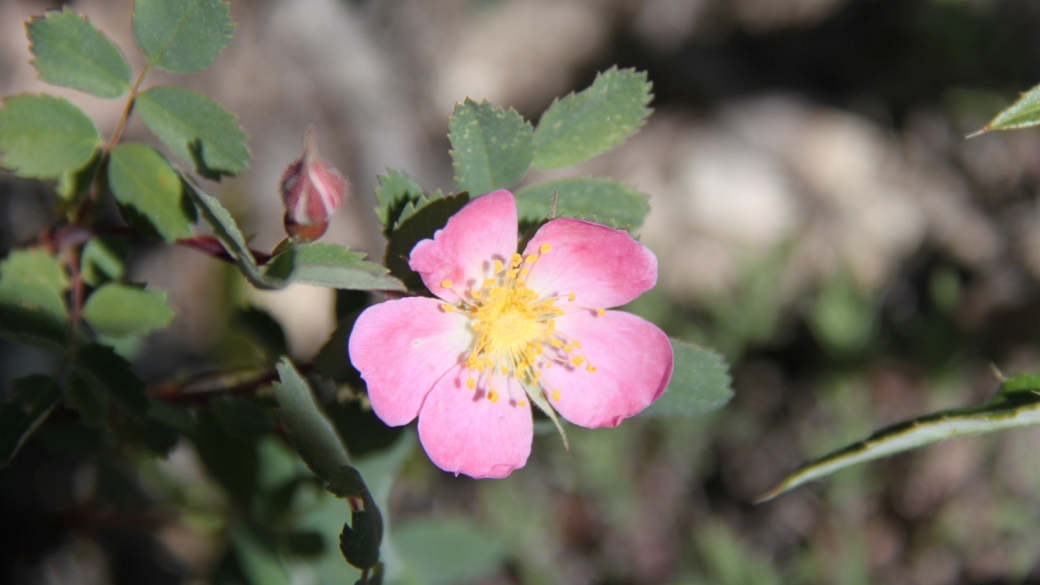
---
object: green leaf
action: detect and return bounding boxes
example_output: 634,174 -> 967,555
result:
80,238 -> 125,287
339,490 -> 383,570
82,283 -> 175,339
532,67 -> 653,170
56,152 -> 101,202
0,375 -> 61,467
182,177 -> 286,290
0,93 -> 101,179
27,8 -> 131,98
74,343 -> 150,421
393,519 -> 505,585
108,143 -> 194,242
0,304 -> 68,353
448,99 -> 534,196
975,83 -> 1040,134
136,86 -> 249,178
756,372 -> 1040,503
132,0 -> 235,73
385,192 -> 471,292
374,169 -> 426,234
195,410 -> 258,504
66,372 -> 110,430
232,306 -> 288,361
264,243 -> 406,292
0,249 -> 69,320
514,177 -> 651,231
272,357 -> 351,482
640,340 -> 733,418
210,395 -> 272,440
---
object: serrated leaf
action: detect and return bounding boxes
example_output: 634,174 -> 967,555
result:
0,93 -> 101,179
756,372 -> 1040,503
394,519 -> 505,585
640,340 -> 732,418
339,490 -> 382,570
514,177 -> 651,231
374,167 -> 426,233
264,243 -> 405,292
182,177 -> 286,290
74,343 -> 150,421
108,143 -> 194,242
975,83 -> 1040,134
0,375 -> 61,467
56,151 -> 101,202
136,86 -> 249,178
0,304 -> 67,353
449,99 -> 534,196
532,67 -> 652,170
80,238 -> 125,287
132,0 -> 235,73
0,249 -> 69,320
27,8 -> 131,98
272,357 -> 351,482
66,372 -> 110,430
82,283 -> 175,338
385,192 -> 470,292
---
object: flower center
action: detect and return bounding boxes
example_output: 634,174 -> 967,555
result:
438,244 -> 599,404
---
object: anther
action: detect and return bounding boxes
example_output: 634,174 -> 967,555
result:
597,309 -> 605,316
494,259 -> 504,273
488,389 -> 499,404
511,253 -> 522,268
552,389 -> 561,401
568,292 -> 576,302
525,254 -> 538,264
467,378 -> 476,390
519,400 -> 527,408
586,365 -> 598,373
540,243 -> 552,254
441,303 -> 455,313
571,356 -> 585,366
500,365 -> 509,376
441,280 -> 453,289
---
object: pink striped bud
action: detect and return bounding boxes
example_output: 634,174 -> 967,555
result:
280,126 -> 349,241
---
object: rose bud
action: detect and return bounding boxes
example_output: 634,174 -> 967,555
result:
280,126 -> 350,241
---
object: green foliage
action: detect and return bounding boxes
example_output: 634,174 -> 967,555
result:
0,249 -> 69,320
393,519 -> 505,585
264,243 -> 405,292
374,169 -> 428,235
808,269 -> 876,355
449,99 -> 534,196
108,143 -> 194,242
74,343 -> 151,421
27,8 -> 131,99
384,193 -> 470,292
693,522 -> 782,585
211,395 -> 273,440
0,304 -> 68,353
532,67 -> 652,170
80,238 -> 125,287
757,372 -> 1040,503
66,373 -> 110,431
0,93 -> 101,179
515,177 -> 651,230
132,0 -> 235,73
272,357 -> 352,484
641,340 -> 733,418
233,307 -> 288,361
182,178 -> 285,289
135,85 -> 249,178
56,152 -> 101,201
0,375 -> 61,467
976,83 -> 1040,134
339,491 -> 383,570
82,283 -> 175,338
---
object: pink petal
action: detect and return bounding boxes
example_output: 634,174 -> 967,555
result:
522,219 -> 658,310
418,365 -> 533,478
348,297 -> 473,426
538,310 -> 672,428
409,190 -> 518,303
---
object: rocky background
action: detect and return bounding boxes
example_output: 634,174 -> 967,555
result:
4,0 -> 1040,583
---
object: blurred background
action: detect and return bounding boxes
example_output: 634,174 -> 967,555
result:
5,0 -> 1040,583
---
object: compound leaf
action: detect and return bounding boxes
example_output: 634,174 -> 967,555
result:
514,177 -> 650,231
449,99 -> 533,196
0,93 -> 100,179
108,143 -> 194,242
82,283 -> 176,338
132,0 -> 235,73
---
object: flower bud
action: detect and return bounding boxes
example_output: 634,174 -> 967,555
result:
280,126 -> 349,241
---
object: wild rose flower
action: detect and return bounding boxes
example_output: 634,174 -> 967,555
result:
349,190 -> 673,478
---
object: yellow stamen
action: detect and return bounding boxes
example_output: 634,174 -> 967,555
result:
597,308 -> 605,316
488,389 -> 499,403
511,253 -> 522,268
550,339 -> 564,347
586,365 -> 597,373
483,278 -> 495,288
519,400 -> 527,408
466,378 -> 476,390
568,292 -> 576,302
572,340 -> 581,349
571,356 -> 584,366
552,389 -> 561,401
500,365 -> 509,376
494,259 -> 504,273
441,280 -> 453,289
525,254 -> 538,264
441,303 -> 455,313
540,243 -> 552,254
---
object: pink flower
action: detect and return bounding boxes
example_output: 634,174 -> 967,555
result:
348,190 -> 673,478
